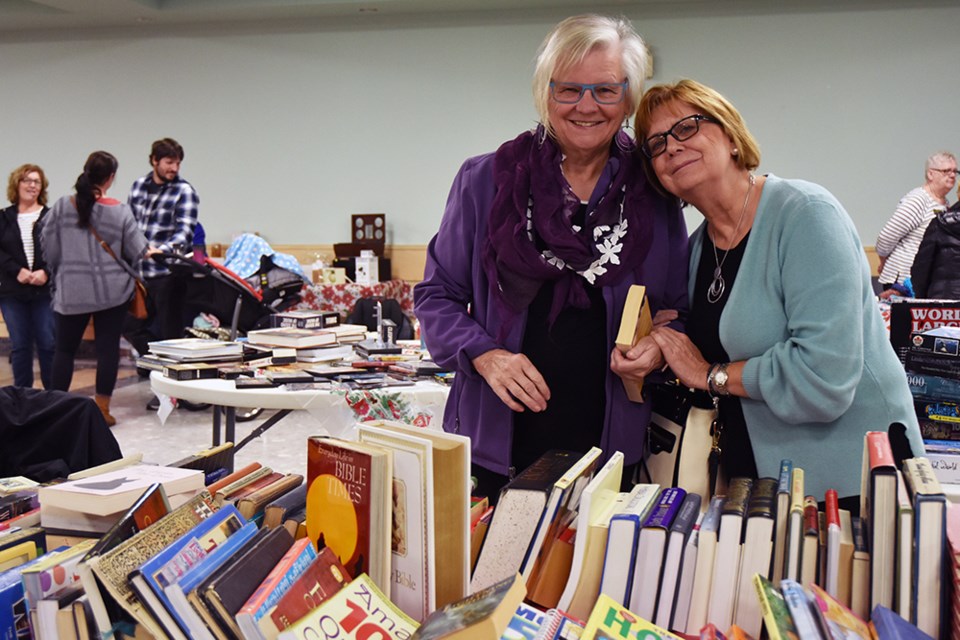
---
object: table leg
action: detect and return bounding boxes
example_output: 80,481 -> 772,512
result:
234,410 -> 294,452
212,404 -> 222,446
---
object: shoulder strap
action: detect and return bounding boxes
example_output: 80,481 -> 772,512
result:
85,206 -> 144,284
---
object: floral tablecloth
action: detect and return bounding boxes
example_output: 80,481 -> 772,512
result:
301,383 -> 449,438
292,280 -> 414,320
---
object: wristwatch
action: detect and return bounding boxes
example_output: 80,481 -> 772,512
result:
708,362 -> 731,397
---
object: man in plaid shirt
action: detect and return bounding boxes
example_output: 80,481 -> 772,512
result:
125,138 -> 199,359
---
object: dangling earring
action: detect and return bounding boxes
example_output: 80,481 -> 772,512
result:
616,119 -> 637,153
537,123 -> 548,148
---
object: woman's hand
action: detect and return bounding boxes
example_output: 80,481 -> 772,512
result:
16,268 -> 31,284
27,270 -> 47,286
472,348 -> 550,413
610,334 -> 664,383
650,326 -> 712,390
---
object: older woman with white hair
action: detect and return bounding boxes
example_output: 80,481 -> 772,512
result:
414,14 -> 689,498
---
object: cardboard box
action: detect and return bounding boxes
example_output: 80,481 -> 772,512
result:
915,399 -> 960,424
889,298 -> 960,362
906,371 -> 960,402
909,325 -> 960,357
905,350 -> 960,381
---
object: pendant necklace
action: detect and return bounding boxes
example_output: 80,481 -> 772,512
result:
707,174 -> 756,304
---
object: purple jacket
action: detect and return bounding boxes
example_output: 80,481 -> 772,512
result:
414,150 -> 689,476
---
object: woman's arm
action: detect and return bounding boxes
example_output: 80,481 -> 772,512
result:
738,196 -> 870,423
414,156 -> 549,412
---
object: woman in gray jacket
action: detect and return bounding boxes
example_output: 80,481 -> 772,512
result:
41,151 -> 150,425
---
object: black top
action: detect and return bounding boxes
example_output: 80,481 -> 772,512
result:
687,230 -> 758,480
512,204 -> 607,475
0,204 -> 51,300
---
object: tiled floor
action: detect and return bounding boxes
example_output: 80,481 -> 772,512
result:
0,353 -> 327,478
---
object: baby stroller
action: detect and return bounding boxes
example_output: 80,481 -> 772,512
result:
153,238 -> 307,419
156,243 -> 305,340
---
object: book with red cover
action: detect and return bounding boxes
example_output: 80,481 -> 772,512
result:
823,489 -> 842,599
800,495 -> 820,588
305,436 -> 392,591
859,430 -> 898,612
261,547 -> 352,638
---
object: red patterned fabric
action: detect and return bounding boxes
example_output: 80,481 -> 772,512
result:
292,279 -> 414,320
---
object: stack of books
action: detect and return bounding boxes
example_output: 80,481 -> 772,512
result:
902,326 -> 960,492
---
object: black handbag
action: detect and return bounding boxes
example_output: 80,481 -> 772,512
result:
640,381 -> 724,499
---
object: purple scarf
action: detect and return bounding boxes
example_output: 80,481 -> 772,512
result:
482,127 -> 654,325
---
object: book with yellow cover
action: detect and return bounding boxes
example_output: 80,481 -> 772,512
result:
615,284 -> 653,402
582,593 -> 681,640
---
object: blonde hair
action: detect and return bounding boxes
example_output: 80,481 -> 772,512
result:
7,164 -> 49,206
635,79 -> 761,195
533,14 -> 649,139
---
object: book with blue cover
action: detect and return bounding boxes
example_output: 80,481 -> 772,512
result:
627,486 -> 687,620
163,520 -> 260,640
129,504 -> 247,639
597,483 -> 661,606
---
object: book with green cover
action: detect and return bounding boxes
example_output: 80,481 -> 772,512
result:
753,574 -> 798,640
581,593 -> 681,640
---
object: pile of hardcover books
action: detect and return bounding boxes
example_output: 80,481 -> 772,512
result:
902,325 -> 960,489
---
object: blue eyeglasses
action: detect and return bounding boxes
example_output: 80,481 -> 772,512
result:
549,81 -> 628,105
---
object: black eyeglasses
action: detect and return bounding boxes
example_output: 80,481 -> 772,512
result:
641,114 -> 718,159
931,168 -> 959,176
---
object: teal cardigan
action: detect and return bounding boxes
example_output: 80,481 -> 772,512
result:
688,175 -> 923,499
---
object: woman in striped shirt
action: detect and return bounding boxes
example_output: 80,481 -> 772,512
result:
875,151 -> 956,288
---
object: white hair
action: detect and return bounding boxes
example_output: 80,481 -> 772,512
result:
926,151 -> 957,177
532,14 -> 650,138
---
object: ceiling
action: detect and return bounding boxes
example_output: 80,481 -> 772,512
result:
0,0 -> 954,35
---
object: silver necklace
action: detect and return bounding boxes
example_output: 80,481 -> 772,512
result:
707,174 -> 756,304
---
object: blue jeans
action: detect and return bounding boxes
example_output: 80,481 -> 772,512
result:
0,294 -> 55,388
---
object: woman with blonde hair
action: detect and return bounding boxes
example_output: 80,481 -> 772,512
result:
636,79 -> 922,502
415,15 -> 689,498
0,164 -> 55,389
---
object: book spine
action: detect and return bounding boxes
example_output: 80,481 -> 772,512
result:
251,538 -> 318,618
747,477 -> 778,519
824,490 -> 840,528
789,468 -> 804,514
723,477 -> 754,517
643,487 -> 687,528
777,460 -> 793,495
670,493 -> 702,534
903,456 -> 945,496
802,496 -> 819,537
700,496 -> 725,533
866,431 -> 896,468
